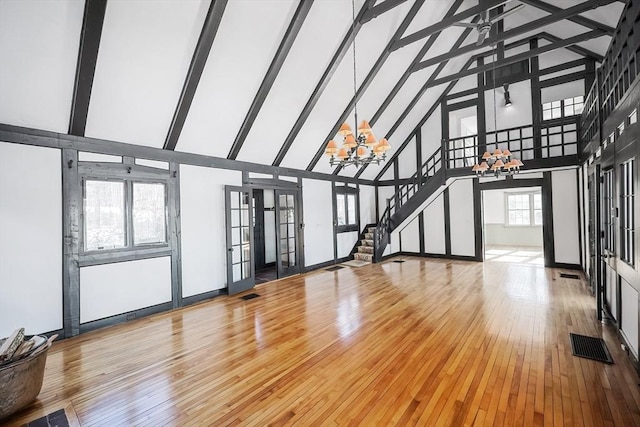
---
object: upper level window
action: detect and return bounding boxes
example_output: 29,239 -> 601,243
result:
542,96 -> 584,120
620,159 -> 635,266
506,192 -> 542,226
603,169 -> 615,253
335,186 -> 358,232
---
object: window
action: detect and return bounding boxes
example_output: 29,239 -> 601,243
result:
335,186 -> 358,232
620,159 -> 635,265
603,169 -> 615,253
83,178 -> 167,252
506,192 -> 543,226
542,96 -> 584,120
629,108 -> 637,125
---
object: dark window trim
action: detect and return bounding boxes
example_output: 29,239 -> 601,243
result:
335,185 -> 359,233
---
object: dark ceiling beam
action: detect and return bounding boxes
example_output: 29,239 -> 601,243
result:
518,0 -> 615,34
333,0 -> 467,176
354,24 -> 474,179
540,31 -> 604,61
68,0 -> 107,136
410,0 -> 615,67
163,0 -> 228,151
390,0 -> 510,52
227,0 -> 314,160
361,0 -> 411,24
370,58 -> 475,181
426,30 -> 605,88
272,0 -> 377,166
306,0 -> 427,172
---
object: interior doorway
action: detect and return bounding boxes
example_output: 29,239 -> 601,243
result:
253,189 -> 277,284
482,186 -> 544,266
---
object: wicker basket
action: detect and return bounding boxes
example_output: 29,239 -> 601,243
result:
0,339 -> 51,420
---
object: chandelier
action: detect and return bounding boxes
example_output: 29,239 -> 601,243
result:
325,0 -> 391,168
471,42 -> 523,177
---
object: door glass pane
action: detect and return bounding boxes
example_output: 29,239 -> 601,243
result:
337,194 -> 346,225
231,209 -> 240,227
280,238 -> 288,254
280,224 -> 288,238
132,182 -> 166,245
84,180 -> 126,251
347,194 -> 356,225
289,253 -> 296,267
242,261 -> 251,279
232,245 -> 240,264
288,223 -> 295,237
231,192 -> 239,208
233,264 -> 241,281
232,227 -> 240,245
242,244 -> 251,262
241,227 -> 250,243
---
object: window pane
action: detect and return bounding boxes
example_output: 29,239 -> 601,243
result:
543,110 -> 552,120
534,210 -> 543,225
133,182 -> 166,245
85,180 -> 126,251
337,195 -> 346,226
533,193 -> 542,209
347,194 -> 356,225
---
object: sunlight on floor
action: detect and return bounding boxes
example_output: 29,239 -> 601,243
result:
485,245 -> 544,266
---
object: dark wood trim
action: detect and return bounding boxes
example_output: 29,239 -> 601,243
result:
309,0 -> 427,172
539,72 -> 588,89
302,256 -> 351,273
412,0 -> 614,72
418,212 -> 425,254
519,0 -> 614,34
68,0 -> 107,137
390,0 -> 508,51
375,185 -> 380,222
530,39 -> 543,159
41,329 -> 65,342
79,302 -> 173,334
332,181 -> 338,261
473,179 -> 483,261
400,252 -> 479,262
444,187 -> 451,256
476,56 -> 487,161
549,262 -> 583,270
446,98 -> 477,111
164,0 -> 228,151
446,88 -> 478,101
478,177 -> 543,191
542,171 -> 556,267
272,0 -> 376,166
393,158 -> 399,206
182,289 -> 227,307
168,161 -> 183,309
415,128 -> 422,175
418,30 -> 605,84
0,124 -> 374,185
361,0 -> 410,24
62,149 -> 80,338
539,58 -> 587,76
227,0 -> 313,160
540,32 -> 603,62
576,168 -> 584,270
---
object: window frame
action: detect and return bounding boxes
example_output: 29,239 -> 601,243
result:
542,96 -> 584,121
619,159 -> 635,266
504,191 -> 543,227
603,168 -> 616,254
78,161 -> 172,265
335,185 -> 359,233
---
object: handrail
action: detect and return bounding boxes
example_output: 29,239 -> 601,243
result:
371,118 -> 581,262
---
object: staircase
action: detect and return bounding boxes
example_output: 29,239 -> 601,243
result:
353,226 -> 376,263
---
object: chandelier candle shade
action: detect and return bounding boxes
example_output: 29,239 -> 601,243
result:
325,0 -> 391,168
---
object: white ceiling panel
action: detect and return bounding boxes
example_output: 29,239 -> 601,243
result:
280,1 -> 413,171
177,0 -> 298,157
85,0 -> 208,148
236,1 -> 353,164
581,2 -> 625,28
0,0 -> 84,133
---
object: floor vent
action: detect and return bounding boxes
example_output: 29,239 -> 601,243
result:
326,266 -> 344,271
393,260 -> 405,263
27,409 -> 69,427
240,293 -> 260,300
569,333 -> 614,364
560,273 -> 581,279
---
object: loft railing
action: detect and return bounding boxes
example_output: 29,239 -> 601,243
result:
581,0 -> 640,138
372,118 -> 580,262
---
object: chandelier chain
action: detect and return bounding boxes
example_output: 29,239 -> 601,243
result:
351,0 -> 358,132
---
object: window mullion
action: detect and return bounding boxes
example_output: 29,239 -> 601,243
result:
127,179 -> 134,248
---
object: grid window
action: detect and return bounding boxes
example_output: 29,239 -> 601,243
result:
506,192 -> 543,226
133,182 -> 167,245
603,169 -> 615,253
84,180 -> 126,251
620,159 -> 635,266
542,96 -> 584,120
335,186 -> 359,232
629,108 -> 638,125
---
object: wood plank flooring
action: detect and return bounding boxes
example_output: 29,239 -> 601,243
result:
4,256 -> 640,426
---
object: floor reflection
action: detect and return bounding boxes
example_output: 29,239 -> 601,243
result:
485,245 -> 544,266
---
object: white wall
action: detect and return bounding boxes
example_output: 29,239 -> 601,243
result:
337,231 -> 358,258
485,80 -> 532,132
360,185 -> 376,226
302,179 -> 334,267
621,278 -> 639,357
80,257 -> 172,323
421,107 -> 441,163
378,186 -> 395,218
397,138 -> 416,179
449,179 -> 476,257
0,142 -> 62,337
400,217 -> 420,253
423,192 -> 446,254
541,80 -> 584,104
180,165 -> 241,297
552,169 -> 580,265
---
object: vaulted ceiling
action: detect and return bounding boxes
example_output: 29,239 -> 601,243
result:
0,0 -> 625,181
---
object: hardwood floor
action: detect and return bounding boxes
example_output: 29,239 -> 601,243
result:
4,256 -> 640,426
